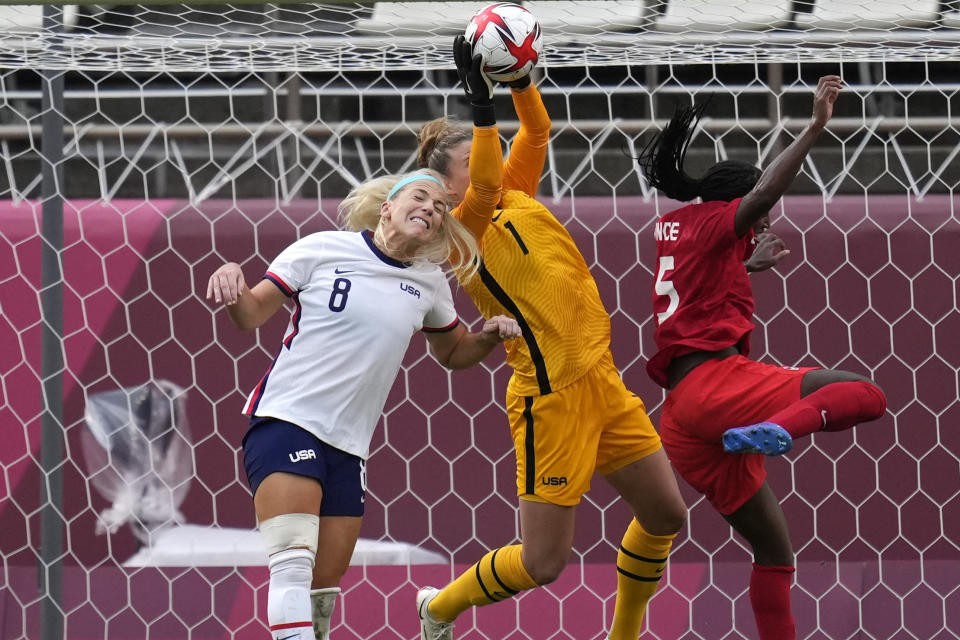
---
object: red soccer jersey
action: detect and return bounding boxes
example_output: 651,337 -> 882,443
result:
646,199 -> 757,388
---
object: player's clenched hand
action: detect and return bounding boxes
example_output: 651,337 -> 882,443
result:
206,262 -> 246,305
482,315 -> 521,342
746,232 -> 791,273
812,75 -> 842,127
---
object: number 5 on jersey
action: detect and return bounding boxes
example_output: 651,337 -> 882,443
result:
655,256 -> 679,323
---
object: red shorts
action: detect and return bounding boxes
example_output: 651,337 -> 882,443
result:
659,355 -> 815,515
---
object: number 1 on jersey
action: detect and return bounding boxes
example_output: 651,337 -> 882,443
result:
655,256 -> 679,323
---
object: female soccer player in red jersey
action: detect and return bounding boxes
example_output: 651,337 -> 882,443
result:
638,76 -> 887,640
412,38 -> 687,640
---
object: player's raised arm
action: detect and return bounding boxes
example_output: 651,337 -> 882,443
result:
206,262 -> 286,330
734,75 -> 842,237
452,35 -> 502,238
465,1 -> 546,198
425,314 -> 521,369
503,80 -> 550,198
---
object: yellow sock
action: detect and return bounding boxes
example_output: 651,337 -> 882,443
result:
429,545 -> 538,622
609,520 -> 676,640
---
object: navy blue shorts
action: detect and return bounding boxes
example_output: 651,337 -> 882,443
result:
242,416 -> 366,517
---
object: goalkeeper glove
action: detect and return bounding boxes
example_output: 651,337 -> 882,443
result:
453,35 -> 495,127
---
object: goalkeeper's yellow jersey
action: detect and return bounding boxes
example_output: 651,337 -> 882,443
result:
453,86 -> 611,397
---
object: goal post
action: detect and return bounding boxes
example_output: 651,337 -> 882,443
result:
2,2 -> 960,640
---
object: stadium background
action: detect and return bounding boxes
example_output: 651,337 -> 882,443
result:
2,2 -> 960,639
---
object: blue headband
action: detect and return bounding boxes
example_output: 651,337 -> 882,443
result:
387,174 -> 444,201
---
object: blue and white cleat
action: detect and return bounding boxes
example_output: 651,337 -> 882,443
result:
722,422 -> 793,456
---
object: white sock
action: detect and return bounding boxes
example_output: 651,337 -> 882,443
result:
267,548 -> 316,640
310,587 -> 340,640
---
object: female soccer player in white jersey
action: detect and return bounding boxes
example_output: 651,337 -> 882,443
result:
206,169 -> 521,640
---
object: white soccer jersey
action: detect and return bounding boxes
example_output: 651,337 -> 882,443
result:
243,230 -> 459,459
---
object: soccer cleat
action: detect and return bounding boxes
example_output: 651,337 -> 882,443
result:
416,586 -> 454,640
310,587 -> 340,640
722,422 -> 793,456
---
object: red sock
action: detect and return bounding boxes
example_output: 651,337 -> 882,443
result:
750,564 -> 796,640
766,380 -> 886,439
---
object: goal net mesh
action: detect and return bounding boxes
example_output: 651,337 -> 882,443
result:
1,1 -> 959,71
2,2 -> 959,639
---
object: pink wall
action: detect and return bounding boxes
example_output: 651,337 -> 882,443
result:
2,195 -> 958,639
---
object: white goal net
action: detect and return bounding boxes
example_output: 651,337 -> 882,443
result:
2,2 -> 959,639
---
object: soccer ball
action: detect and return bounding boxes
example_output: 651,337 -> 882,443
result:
464,2 -> 543,83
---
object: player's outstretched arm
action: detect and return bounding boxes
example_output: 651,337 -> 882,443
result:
206,262 -> 286,330
735,75 -> 842,237
425,315 -> 521,369
503,78 -> 550,197
453,34 -> 503,239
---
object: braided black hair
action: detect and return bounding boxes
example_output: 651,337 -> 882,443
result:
637,100 -> 761,203
699,160 -> 762,203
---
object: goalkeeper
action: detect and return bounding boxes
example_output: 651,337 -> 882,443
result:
412,37 -> 687,640
206,169 -> 520,640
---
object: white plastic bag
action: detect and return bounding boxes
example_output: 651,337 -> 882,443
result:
82,380 -> 193,544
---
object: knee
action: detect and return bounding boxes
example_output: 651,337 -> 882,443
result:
260,513 -> 319,564
521,549 -> 570,585
750,536 -> 794,567
859,381 -> 887,421
660,506 -> 688,536
753,548 -> 794,568
641,504 -> 687,537
525,561 -> 565,586
268,547 -> 314,578
644,482 -> 690,536
312,567 -> 347,588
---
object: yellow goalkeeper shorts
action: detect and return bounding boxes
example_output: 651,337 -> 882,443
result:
505,350 -> 662,506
